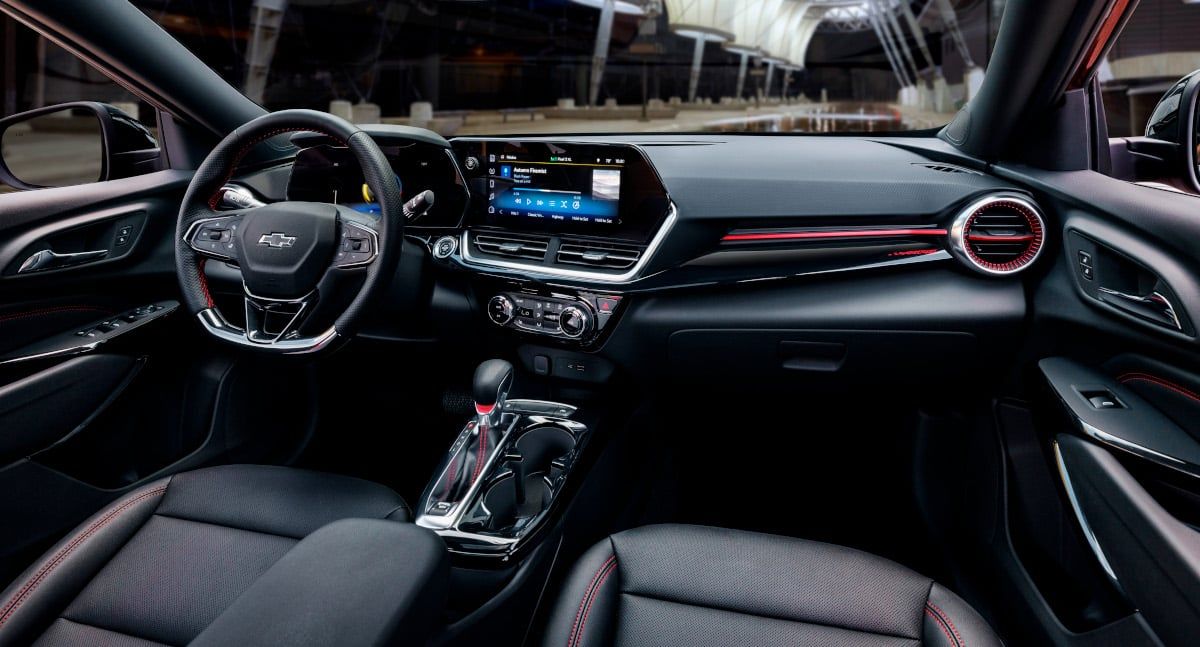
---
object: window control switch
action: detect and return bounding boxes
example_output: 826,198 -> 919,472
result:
1082,389 -> 1123,410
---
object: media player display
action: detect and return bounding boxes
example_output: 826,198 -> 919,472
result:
487,152 -> 624,225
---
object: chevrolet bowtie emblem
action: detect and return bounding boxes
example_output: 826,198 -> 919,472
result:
258,232 -> 296,248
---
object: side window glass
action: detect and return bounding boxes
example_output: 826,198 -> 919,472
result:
0,18 -> 158,191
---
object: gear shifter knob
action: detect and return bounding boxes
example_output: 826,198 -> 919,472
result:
473,359 -> 514,417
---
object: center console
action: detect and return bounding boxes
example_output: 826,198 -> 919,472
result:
428,139 -> 673,348
415,359 -> 590,558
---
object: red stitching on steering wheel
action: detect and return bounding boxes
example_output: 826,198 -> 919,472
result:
206,126 -> 348,209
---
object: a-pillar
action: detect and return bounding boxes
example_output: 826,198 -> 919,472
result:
687,35 -> 706,103
244,0 -> 288,105
588,0 -> 617,107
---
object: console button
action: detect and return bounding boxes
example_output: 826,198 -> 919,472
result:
432,236 -> 458,259
595,296 -> 621,314
488,295 -> 515,325
559,305 -> 592,339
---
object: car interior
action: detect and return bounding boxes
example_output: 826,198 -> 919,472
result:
2,0 -> 1200,645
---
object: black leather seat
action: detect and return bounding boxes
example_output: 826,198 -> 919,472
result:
0,465 -> 423,647
543,524 -> 1002,647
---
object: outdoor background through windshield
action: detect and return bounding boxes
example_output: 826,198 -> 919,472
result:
141,0 -> 1005,135
2,1 -> 1191,140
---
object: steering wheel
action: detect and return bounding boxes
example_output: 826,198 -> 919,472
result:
175,110 -> 403,353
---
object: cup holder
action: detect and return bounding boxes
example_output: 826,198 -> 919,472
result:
515,424 -> 575,469
468,424 -> 577,533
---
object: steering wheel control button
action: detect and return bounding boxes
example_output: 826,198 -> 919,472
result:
187,216 -> 242,260
488,295 -> 515,325
432,236 -> 458,259
335,222 -> 378,268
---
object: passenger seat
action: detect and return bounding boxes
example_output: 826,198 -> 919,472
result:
544,524 -> 1001,647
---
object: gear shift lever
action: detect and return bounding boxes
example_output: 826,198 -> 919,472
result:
473,359 -> 514,426
423,360 -> 516,515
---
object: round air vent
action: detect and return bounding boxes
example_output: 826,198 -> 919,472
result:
949,195 -> 1046,275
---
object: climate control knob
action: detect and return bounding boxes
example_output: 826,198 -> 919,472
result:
558,305 -> 592,339
488,295 -> 514,325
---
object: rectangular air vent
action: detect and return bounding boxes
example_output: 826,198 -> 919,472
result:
472,232 -> 550,261
556,241 -> 642,270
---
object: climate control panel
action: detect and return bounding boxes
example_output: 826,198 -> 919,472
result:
486,291 -> 621,342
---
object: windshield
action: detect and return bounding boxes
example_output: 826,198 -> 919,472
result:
144,0 -> 999,135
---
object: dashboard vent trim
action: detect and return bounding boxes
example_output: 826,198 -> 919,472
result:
556,240 -> 643,270
949,194 -> 1046,276
914,162 -> 983,176
471,232 -> 550,261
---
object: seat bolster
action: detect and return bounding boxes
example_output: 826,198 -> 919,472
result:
543,537 -> 620,647
0,477 -> 171,647
922,582 -> 1003,647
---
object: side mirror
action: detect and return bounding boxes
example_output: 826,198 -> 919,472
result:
1143,70 -> 1200,193
0,101 -> 159,190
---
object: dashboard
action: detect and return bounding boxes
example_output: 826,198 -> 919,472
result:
224,127 -> 1045,386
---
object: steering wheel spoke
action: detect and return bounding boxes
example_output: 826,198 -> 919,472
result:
243,288 -> 314,344
184,209 -> 250,265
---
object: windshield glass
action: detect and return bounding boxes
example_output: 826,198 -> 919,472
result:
144,0 -> 999,135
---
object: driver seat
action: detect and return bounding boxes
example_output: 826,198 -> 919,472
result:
0,464 -> 427,647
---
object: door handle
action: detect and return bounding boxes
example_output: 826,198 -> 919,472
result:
1097,286 -> 1182,331
17,248 -> 109,274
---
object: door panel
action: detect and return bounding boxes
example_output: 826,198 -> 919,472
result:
999,165 -> 1200,646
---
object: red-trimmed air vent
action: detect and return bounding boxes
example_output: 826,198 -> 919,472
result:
950,195 -> 1046,275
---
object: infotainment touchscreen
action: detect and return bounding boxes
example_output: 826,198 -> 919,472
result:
454,139 -> 670,242
487,151 -> 625,225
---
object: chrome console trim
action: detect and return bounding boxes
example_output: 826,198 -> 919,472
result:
416,412 -> 589,558
1053,440 -> 1124,592
458,203 -> 677,284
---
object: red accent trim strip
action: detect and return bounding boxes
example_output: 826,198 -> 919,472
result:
1118,373 -> 1200,404
722,228 -> 947,242
0,306 -> 112,325
474,403 -> 495,416
965,233 -> 1037,242
887,249 -> 939,258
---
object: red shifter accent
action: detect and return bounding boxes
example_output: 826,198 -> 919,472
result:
475,403 -> 496,416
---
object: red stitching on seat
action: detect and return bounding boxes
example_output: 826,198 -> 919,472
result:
0,306 -> 112,325
925,602 -> 964,647
574,559 -> 617,647
567,555 -> 616,647
0,486 -> 167,629
1118,372 -> 1200,404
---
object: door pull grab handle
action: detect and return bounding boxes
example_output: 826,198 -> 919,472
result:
1097,286 -> 1183,331
17,248 -> 109,274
